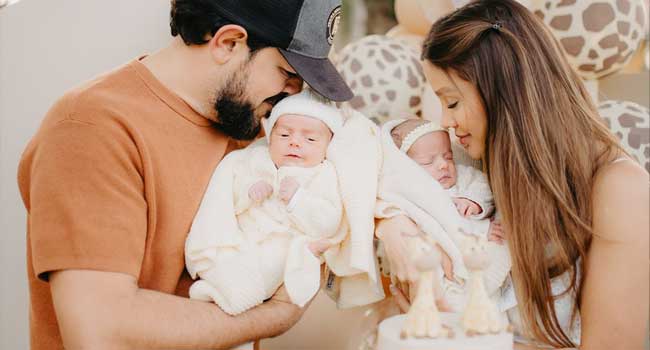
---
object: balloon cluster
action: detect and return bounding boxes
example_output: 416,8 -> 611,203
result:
333,0 -> 648,170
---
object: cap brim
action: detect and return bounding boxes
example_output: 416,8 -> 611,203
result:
279,49 -> 353,102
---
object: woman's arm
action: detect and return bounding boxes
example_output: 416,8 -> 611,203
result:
579,160 -> 649,350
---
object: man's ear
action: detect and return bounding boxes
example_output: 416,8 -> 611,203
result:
208,24 -> 249,65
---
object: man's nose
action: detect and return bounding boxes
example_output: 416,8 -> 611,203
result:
283,76 -> 303,96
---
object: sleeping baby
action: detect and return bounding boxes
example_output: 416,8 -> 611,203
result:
376,118 -> 512,312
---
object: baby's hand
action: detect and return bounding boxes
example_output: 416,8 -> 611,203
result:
488,218 -> 505,244
279,177 -> 300,204
308,239 -> 333,257
248,180 -> 273,202
452,197 -> 483,217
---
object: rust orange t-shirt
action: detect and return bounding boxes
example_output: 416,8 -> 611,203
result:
17,58 -> 235,349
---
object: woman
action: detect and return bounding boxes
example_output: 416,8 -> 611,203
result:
377,0 -> 649,349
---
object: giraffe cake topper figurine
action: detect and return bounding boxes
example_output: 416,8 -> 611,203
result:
377,230 -> 514,350
459,235 -> 510,336
400,235 -> 453,339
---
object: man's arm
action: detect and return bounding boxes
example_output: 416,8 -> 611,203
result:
50,269 -> 306,350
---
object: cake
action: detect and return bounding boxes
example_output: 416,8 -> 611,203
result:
377,312 -> 513,350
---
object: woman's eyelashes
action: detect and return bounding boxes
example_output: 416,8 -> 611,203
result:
447,101 -> 459,109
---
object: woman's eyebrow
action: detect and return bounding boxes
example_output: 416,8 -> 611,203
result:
435,86 -> 455,97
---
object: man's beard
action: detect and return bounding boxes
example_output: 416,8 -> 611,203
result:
210,65 -> 289,140
211,67 -> 260,140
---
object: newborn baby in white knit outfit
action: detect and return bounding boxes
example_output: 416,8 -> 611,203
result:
376,118 -> 511,312
390,119 -> 503,242
187,90 -> 349,315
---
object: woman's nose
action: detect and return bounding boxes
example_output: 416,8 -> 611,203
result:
440,112 -> 457,129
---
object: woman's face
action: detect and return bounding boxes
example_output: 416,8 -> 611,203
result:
422,61 -> 488,160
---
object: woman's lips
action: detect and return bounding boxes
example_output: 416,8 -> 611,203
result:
457,134 -> 470,146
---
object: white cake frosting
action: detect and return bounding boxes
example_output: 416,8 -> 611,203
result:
377,313 -> 513,350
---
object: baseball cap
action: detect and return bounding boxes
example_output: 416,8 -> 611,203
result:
210,0 -> 353,102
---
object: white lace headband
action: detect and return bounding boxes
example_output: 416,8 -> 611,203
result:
399,121 -> 447,153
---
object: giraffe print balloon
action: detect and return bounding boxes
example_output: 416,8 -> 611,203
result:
599,100 -> 650,172
533,0 -> 648,80
334,35 -> 431,125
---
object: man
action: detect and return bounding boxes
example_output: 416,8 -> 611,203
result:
17,0 -> 353,349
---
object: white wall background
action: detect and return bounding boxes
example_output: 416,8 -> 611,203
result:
0,0 -> 179,348
0,1 -> 371,349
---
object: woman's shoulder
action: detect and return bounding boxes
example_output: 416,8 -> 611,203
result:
593,157 -> 648,200
592,157 -> 649,242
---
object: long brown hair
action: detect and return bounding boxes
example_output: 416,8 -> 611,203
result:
422,0 -> 624,347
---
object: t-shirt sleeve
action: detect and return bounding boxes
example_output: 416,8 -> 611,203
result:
27,119 -> 147,281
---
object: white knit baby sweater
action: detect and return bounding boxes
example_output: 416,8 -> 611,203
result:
186,110 -> 386,315
186,144 -> 346,315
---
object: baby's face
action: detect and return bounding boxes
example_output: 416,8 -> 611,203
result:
407,131 -> 457,189
269,114 -> 332,168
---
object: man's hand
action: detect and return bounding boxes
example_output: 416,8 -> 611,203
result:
249,180 -> 273,202
452,197 -> 482,217
264,264 -> 326,333
279,177 -> 299,204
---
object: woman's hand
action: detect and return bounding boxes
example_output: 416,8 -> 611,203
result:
377,215 -> 456,314
488,218 -> 505,244
377,215 -> 456,283
376,215 -> 422,283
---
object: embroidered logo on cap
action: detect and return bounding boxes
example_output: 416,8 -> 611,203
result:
327,6 -> 341,45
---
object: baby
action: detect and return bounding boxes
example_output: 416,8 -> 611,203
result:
391,119 -> 503,242
186,90 -> 348,315
373,118 -> 512,313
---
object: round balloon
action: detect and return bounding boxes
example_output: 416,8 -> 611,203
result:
599,100 -> 650,172
334,35 -> 429,125
453,0 -> 533,8
385,25 -> 425,48
533,0 -> 648,80
394,0 -> 455,37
